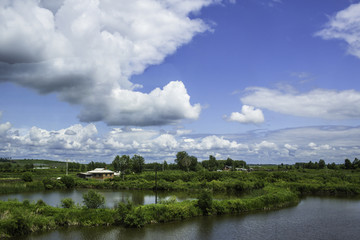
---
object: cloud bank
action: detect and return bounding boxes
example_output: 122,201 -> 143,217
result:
0,0 -> 220,126
241,87 -> 360,120
1,114 -> 359,164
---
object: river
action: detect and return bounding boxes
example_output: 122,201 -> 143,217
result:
0,189 -> 240,208
13,196 -> 360,240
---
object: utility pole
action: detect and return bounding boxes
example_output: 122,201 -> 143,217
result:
155,164 -> 158,204
66,159 -> 69,176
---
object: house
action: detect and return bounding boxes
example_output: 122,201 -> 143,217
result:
77,168 -> 114,180
224,165 -> 232,171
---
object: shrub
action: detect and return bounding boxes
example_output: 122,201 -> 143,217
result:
21,172 -> 33,182
3,215 -> 31,236
61,198 -> 75,208
60,176 -> 75,189
197,189 -> 213,215
83,190 -> 105,209
123,207 -> 146,228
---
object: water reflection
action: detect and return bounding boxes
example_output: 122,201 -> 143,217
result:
18,197 -> 360,240
0,189 -> 233,208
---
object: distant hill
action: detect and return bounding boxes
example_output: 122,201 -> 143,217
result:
11,159 -> 66,168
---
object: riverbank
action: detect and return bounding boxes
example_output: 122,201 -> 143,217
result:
1,169 -> 360,238
0,186 -> 298,238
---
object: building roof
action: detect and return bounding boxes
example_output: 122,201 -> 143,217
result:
88,168 -> 114,174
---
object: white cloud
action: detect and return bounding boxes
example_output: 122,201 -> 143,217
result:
316,2 -> 360,59
0,122 -> 11,137
241,87 -> 360,120
0,0 -> 219,126
1,111 -> 359,163
0,111 -> 11,137
227,105 -> 265,124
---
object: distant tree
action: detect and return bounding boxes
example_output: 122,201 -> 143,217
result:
233,160 -> 247,169
132,155 -> 145,173
225,157 -> 233,168
189,156 -> 198,171
344,159 -> 352,169
327,162 -> 337,170
352,158 -> 360,169
208,155 -> 217,171
87,161 -> 95,171
112,155 -> 121,171
175,151 -> 189,171
163,160 -> 168,171
119,155 -> 130,173
83,190 -> 105,209
175,151 -> 197,171
318,159 -> 326,169
80,164 -> 86,172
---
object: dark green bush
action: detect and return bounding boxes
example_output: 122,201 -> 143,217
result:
60,176 -> 75,189
21,172 -> 33,182
197,189 -> 213,215
83,190 -> 105,209
61,198 -> 75,208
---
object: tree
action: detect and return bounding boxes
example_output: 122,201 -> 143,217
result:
87,161 -> 95,171
344,159 -> 352,169
318,159 -> 326,169
175,151 -> 188,170
208,155 -> 217,171
112,155 -> 121,171
225,157 -> 233,168
352,158 -> 360,169
83,190 -> 105,209
175,151 -> 198,171
132,155 -> 145,173
163,160 -> 168,171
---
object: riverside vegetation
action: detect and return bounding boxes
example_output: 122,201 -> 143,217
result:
0,156 -> 360,238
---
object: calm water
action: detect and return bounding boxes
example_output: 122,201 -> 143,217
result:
16,197 -> 360,240
0,189 -> 237,208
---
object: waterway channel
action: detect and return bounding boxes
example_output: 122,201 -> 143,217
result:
9,196 -> 360,240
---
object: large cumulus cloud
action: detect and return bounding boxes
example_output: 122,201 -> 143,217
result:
0,0 -> 217,126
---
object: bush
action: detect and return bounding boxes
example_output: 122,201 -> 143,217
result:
21,172 -> 33,182
123,207 -> 146,228
61,198 -> 75,208
83,190 -> 105,209
60,176 -> 75,189
197,189 -> 213,215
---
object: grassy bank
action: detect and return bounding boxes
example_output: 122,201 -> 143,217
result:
0,186 -> 298,238
0,169 -> 359,238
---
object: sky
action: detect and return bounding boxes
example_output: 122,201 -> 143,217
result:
1,0 -> 360,164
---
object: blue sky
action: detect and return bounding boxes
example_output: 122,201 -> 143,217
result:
1,0 -> 360,164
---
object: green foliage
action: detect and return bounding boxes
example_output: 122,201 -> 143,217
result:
123,207 -> 146,228
83,190 -> 105,209
132,155 -> 145,173
197,189 -> 213,215
60,176 -> 75,189
175,151 -> 198,171
21,172 -> 33,182
61,198 -> 75,208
